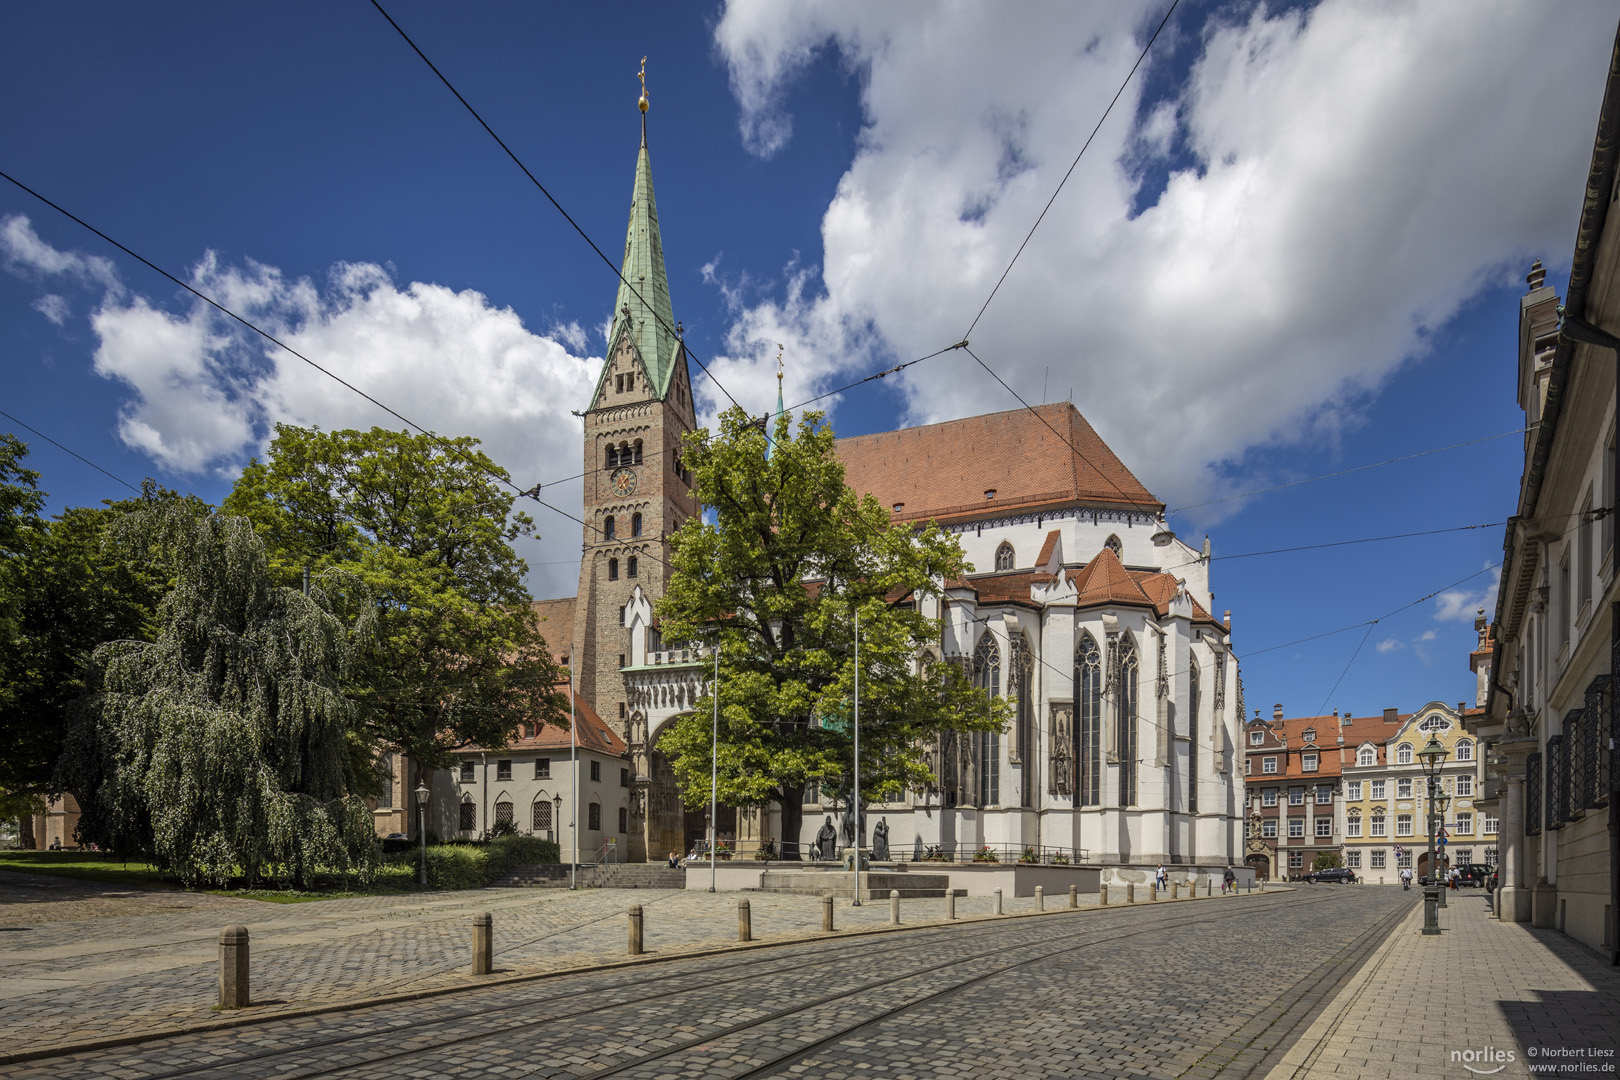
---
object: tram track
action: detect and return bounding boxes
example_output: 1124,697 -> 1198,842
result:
106,890 -> 1342,1080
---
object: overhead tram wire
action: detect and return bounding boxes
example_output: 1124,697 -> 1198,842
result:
1167,426 -> 1535,516
961,0 -> 1180,342
0,169 -> 540,510
0,407 -> 141,494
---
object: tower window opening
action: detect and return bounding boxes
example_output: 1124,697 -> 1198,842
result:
608,558 -> 619,581
607,445 -> 618,468
615,374 -> 624,393
627,556 -> 638,578
633,439 -> 643,464
631,512 -> 642,537
604,515 -> 616,540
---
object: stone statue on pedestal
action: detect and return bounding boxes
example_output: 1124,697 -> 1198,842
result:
815,816 -> 838,861
872,817 -> 890,861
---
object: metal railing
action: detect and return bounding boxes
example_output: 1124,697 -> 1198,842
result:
691,840 -> 1095,865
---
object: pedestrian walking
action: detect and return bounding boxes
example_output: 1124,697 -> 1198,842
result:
1222,867 -> 1236,893
1155,864 -> 1168,892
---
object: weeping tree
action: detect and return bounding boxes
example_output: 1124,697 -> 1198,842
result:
57,500 -> 380,888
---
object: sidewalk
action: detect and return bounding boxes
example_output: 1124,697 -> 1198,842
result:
1264,891 -> 1620,1079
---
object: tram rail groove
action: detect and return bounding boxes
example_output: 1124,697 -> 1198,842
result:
79,891 -> 1333,1080
0,884 -> 1289,1069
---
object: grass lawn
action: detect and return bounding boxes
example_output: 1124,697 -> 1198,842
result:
0,851 -> 427,902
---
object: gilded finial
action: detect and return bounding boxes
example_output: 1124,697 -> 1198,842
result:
776,344 -> 784,383
638,56 -> 649,114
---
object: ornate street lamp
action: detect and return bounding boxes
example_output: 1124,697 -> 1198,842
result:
1418,735 -> 1449,935
414,781 -> 430,887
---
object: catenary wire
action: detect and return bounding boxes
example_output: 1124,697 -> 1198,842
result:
0,406 -> 141,493
962,0 -> 1180,341
1166,426 -> 1535,515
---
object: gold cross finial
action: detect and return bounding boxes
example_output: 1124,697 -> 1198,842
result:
776,344 -> 784,383
638,56 -> 649,113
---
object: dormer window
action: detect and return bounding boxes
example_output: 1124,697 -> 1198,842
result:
1250,731 -> 1264,746
984,489 -> 997,500
892,503 -> 904,515
995,541 -> 1015,571
1302,728 -> 1316,743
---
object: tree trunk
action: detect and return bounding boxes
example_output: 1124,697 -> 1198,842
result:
779,784 -> 804,860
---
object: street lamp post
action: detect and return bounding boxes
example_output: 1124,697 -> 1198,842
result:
414,781 -> 430,887
710,639 -> 719,894
1418,735 -> 1450,935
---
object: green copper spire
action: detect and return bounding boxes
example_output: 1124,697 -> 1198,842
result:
596,64 -> 682,404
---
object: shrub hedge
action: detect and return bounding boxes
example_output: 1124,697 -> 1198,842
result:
383,835 -> 560,890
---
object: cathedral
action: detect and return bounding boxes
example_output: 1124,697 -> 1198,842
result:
532,93 -> 1246,869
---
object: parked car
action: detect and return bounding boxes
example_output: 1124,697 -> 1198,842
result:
1300,867 -> 1357,884
1457,863 -> 1493,887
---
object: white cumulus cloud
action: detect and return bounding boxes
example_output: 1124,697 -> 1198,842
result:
711,0 -> 1617,517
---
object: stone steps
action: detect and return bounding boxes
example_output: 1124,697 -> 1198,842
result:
492,863 -> 688,889
755,869 -> 955,899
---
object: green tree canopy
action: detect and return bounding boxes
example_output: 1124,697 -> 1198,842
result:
221,425 -> 568,773
57,502 -> 380,888
655,407 -> 1008,855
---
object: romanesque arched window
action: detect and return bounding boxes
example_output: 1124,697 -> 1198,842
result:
631,512 -> 642,537
627,556 -> 638,578
1188,656 -> 1201,815
633,439 -> 644,464
995,541 -> 1015,571
1116,634 -> 1139,807
1076,634 -> 1102,806
604,515 -> 616,540
1105,534 -> 1123,557
607,444 -> 619,468
973,633 -> 1001,807
608,558 -> 619,581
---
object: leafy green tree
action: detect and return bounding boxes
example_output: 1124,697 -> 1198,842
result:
57,502 -> 379,887
222,426 -> 568,773
0,434 -> 47,798
1312,851 -> 1343,870
656,407 -> 1008,856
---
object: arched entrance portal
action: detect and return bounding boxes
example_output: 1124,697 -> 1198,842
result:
1416,850 -> 1451,881
1245,852 -> 1271,882
629,712 -> 688,862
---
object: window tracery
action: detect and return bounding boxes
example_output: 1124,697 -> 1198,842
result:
1116,634 -> 1139,806
994,541 -> 1015,571
1076,634 -> 1102,806
973,634 -> 1002,806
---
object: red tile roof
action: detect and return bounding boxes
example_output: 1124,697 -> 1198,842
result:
1070,546 -> 1155,609
460,682 -> 626,757
836,404 -> 1163,525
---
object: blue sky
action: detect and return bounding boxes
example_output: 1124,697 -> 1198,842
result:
2,1 -> 1615,723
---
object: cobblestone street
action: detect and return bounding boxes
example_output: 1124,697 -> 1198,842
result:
3,880 -> 1415,1079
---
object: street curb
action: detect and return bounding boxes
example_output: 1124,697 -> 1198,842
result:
0,884 -> 1285,1066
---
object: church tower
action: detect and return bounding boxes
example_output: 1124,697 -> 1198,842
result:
572,64 -> 700,749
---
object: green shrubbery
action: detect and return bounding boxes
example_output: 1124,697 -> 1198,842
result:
383,835 -> 559,890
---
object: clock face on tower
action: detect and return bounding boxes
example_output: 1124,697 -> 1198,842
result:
609,466 -> 637,497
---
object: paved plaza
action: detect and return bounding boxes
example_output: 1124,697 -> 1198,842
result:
3,876 -> 1617,1078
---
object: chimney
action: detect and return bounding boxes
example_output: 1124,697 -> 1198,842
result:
1273,703 -> 1284,722
1224,609 -> 1231,630
1458,702 -> 1465,714
1383,707 -> 1398,724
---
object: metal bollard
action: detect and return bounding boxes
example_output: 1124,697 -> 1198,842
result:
1206,877 -> 1212,897
890,889 -> 900,925
947,889 -> 957,920
1035,885 -> 1044,911
1069,884 -> 1078,908
628,904 -> 644,955
994,887 -> 1003,915
738,898 -> 752,942
822,892 -> 835,932
1126,882 -> 1136,904
218,925 -> 249,1008
472,912 -> 493,975
1099,883 -> 1109,906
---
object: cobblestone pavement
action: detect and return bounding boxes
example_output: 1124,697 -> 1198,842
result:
4,886 -> 1415,1079
1264,891 -> 1620,1080
0,869 -> 1110,1054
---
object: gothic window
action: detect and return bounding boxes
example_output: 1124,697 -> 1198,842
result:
1009,632 -> 1033,807
608,558 -> 619,581
378,752 -> 393,809
1188,657 -> 1200,814
459,797 -> 476,832
604,515 -> 616,540
495,800 -> 513,827
588,802 -> 601,831
627,556 -> 638,578
994,541 -> 1015,571
973,634 -> 1001,806
1104,534 -> 1123,556
1116,635 -> 1139,806
632,512 -> 642,537
633,439 -> 644,464
532,798 -> 552,833
1076,634 -> 1102,806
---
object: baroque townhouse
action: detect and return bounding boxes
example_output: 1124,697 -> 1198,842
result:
1476,37 -> 1620,958
1242,707 -> 1344,881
